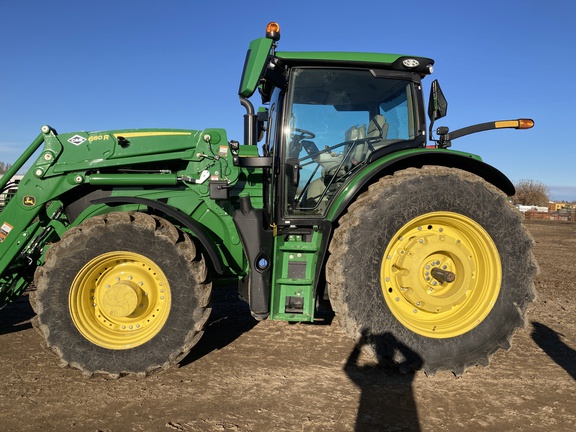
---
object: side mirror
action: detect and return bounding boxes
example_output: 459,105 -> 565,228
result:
428,80 -> 448,121
428,80 -> 448,137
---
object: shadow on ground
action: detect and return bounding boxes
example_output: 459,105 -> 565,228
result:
0,293 -> 34,336
531,321 -> 576,380
179,285 -> 258,367
344,331 -> 423,432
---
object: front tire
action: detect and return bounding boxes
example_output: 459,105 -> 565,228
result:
33,212 -> 212,377
326,167 -> 537,375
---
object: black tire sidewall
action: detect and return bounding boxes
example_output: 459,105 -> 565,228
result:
331,169 -> 534,371
37,216 -> 206,374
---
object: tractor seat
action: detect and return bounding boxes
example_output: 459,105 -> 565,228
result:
367,115 -> 389,150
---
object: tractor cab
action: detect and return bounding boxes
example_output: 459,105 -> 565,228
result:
237,22 -> 434,224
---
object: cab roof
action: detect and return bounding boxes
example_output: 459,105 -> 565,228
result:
276,51 -> 434,76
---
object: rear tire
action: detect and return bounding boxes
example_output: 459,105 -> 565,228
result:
326,166 -> 537,375
32,212 -> 212,377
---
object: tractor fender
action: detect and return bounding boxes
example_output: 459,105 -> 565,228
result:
327,149 -> 515,222
90,196 -> 225,274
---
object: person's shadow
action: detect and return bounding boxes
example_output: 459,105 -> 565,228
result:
531,321 -> 576,380
344,330 -> 423,431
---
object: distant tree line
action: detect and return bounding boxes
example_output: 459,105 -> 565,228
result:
0,162 -> 12,174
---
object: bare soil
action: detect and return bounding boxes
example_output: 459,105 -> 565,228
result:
1,221 -> 574,431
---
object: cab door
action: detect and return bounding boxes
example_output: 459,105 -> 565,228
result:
262,88 -> 283,224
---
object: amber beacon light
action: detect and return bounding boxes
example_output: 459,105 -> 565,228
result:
266,22 -> 281,41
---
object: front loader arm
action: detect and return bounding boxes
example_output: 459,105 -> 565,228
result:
0,124 -> 252,305
0,201 -> 67,304
0,127 -> 73,304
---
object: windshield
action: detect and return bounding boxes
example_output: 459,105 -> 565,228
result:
283,68 -> 418,216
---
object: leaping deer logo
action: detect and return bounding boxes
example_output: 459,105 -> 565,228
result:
23,196 -> 36,206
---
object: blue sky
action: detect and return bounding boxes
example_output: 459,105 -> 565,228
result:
1,0 -> 574,200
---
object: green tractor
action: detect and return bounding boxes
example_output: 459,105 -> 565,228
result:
0,22 -> 536,377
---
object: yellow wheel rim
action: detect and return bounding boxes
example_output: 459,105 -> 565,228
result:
69,252 -> 171,350
381,211 -> 501,338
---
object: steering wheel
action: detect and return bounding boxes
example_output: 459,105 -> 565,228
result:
289,128 -> 317,159
293,128 -> 316,140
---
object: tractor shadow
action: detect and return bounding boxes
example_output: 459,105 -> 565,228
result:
180,287 -> 334,367
531,321 -> 576,380
0,292 -> 35,336
344,331 -> 423,432
179,285 -> 258,367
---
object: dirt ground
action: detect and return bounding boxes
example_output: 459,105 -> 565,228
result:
1,220 -> 575,432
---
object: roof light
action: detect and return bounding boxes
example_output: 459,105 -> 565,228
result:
402,58 -> 420,69
266,22 -> 280,41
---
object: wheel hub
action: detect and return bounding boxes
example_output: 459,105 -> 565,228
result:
381,211 -> 501,338
391,235 -> 473,314
101,281 -> 141,318
69,251 -> 171,349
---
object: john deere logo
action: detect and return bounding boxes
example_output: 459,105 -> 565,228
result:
23,196 -> 36,206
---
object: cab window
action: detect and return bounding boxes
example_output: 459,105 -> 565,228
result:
283,68 -> 418,216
